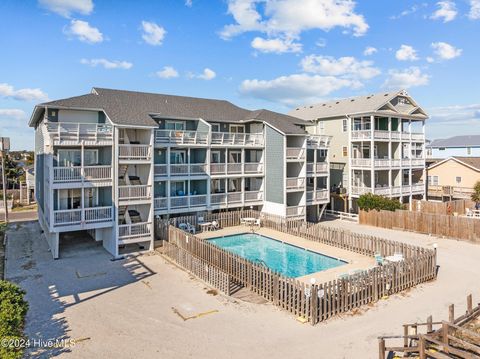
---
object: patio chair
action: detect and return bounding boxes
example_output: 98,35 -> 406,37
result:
374,253 -> 384,266
179,223 -> 196,234
210,220 -> 219,231
254,218 -> 261,227
466,208 -> 473,217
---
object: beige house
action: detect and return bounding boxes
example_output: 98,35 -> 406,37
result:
425,156 -> 480,201
290,89 -> 427,212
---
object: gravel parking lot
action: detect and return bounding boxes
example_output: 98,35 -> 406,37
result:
5,220 -> 480,359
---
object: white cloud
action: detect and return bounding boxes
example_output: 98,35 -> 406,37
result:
469,0 -> 480,19
197,68 -> 216,80
65,19 -> 103,43
38,0 -> 93,18
395,45 -> 419,61
141,21 -> 166,46
301,55 -> 380,80
383,67 -> 429,89
185,0 -> 193,6
363,46 -> 377,56
220,0 -> 369,47
315,38 -> 327,48
155,66 -> 179,79
431,41 -> 462,60
240,73 -> 360,106
431,1 -> 457,22
0,109 -> 26,120
251,36 -> 302,53
80,58 -> 132,69
426,56 -> 435,63
390,4 -> 427,20
0,83 -> 49,102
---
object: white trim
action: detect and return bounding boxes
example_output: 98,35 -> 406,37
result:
428,156 -> 480,172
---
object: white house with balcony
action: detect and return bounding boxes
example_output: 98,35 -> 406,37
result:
290,89 -> 427,212
30,87 -> 330,259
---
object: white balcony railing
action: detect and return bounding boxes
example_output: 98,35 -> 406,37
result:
118,185 -> 152,201
210,164 -> 226,175
227,163 -> 242,174
411,158 -> 425,167
307,162 -> 328,174
351,130 -> 425,142
170,196 -> 188,208
286,177 -> 305,190
244,191 -> 263,202
286,147 -> 305,160
244,163 -> 263,174
286,205 -> 305,217
170,164 -> 189,176
118,144 -> 151,161
154,164 -> 167,177
155,130 -> 209,145
46,122 -> 113,144
53,206 -> 113,227
190,163 -> 208,175
118,222 -> 152,239
351,186 -> 371,196
374,187 -> 391,196
211,193 -> 227,205
351,130 -> 371,140
169,195 -> 207,209
53,166 -> 111,183
211,132 -> 264,146
306,135 -> 331,148
154,197 -> 168,210
351,158 -> 371,167
306,189 -> 329,202
227,192 -> 242,203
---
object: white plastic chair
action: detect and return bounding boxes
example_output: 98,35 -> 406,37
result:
211,220 -> 219,231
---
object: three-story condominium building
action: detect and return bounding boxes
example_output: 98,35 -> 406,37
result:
30,87 -> 331,259
290,90 -> 427,212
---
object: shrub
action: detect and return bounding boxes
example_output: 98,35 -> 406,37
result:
0,281 -> 29,359
357,193 -> 403,212
471,181 -> 480,205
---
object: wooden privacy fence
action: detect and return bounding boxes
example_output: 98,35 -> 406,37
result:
163,215 -> 436,325
360,209 -> 480,243
412,199 -> 475,215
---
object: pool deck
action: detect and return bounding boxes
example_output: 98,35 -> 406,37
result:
196,225 -> 376,284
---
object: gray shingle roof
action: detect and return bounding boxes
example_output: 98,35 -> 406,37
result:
428,135 -> 480,148
288,89 -> 428,120
31,87 -> 310,134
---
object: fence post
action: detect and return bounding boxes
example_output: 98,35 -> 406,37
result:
378,338 -> 385,359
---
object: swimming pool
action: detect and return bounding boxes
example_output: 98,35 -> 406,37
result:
207,233 -> 346,278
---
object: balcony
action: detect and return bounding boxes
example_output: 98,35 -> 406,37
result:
286,177 -> 305,191
154,197 -> 168,210
45,122 -> 113,146
307,162 -> 328,175
306,135 -> 331,148
244,190 -> 263,202
351,183 -> 425,196
306,189 -> 329,203
351,130 -> 425,142
154,164 -> 167,177
170,164 -> 208,176
428,185 -> 473,199
170,195 -> 208,209
118,185 -> 152,201
53,165 -> 112,184
351,158 -> 423,169
286,205 -> 305,218
155,130 -> 209,145
118,222 -> 152,244
53,206 -> 113,228
118,144 -> 152,161
211,132 -> 264,147
286,147 -> 306,161
351,158 -> 372,167
210,163 -> 263,176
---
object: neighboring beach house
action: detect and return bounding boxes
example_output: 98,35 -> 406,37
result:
289,90 -> 427,212
425,156 -> 480,201
427,135 -> 480,159
29,87 -> 331,259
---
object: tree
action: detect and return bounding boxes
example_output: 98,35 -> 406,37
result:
471,181 -> 480,206
357,193 -> 403,212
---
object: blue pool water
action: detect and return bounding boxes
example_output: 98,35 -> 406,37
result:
207,233 -> 346,278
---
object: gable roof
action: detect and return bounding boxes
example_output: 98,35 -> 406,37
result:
428,135 -> 480,148
428,156 -> 480,172
288,89 -> 428,120
30,87 -> 310,134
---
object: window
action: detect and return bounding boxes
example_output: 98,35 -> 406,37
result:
211,123 -> 220,132
318,120 -> 325,134
211,151 -> 221,164
58,149 -> 81,167
439,147 -> 445,151
229,125 -> 244,133
342,146 -> 348,157
467,147 -> 472,155
427,175 -> 439,186
84,149 -> 98,165
165,121 -> 185,131
171,181 -> 186,196
170,150 -> 186,164
456,176 -> 462,184
58,189 -> 81,210
229,151 -> 241,163
342,119 -> 347,132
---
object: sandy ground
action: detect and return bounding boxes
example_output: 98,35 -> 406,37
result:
5,220 -> 480,359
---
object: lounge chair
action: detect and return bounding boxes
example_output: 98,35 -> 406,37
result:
179,223 -> 196,234
210,220 -> 219,231
254,218 -> 261,227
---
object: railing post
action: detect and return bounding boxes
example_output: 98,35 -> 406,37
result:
378,338 -> 385,359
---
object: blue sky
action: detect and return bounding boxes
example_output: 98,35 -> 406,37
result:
1,0 -> 480,150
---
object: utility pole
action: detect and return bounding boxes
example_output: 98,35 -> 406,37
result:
1,137 -> 10,223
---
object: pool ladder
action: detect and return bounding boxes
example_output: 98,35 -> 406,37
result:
255,259 -> 268,268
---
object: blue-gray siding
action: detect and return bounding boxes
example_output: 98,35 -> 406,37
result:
264,125 -> 284,204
